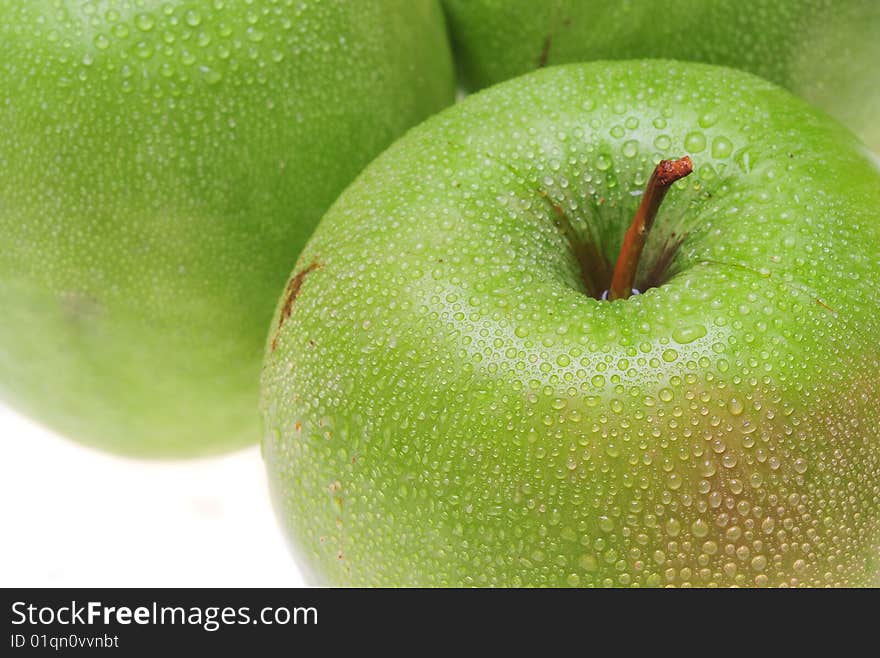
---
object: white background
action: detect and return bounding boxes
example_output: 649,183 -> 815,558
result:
0,404 -> 306,587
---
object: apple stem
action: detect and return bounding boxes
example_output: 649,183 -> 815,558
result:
607,156 -> 693,301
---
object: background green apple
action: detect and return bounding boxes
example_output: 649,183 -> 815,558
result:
0,0 -> 454,456
443,0 -> 880,153
262,60 -> 880,586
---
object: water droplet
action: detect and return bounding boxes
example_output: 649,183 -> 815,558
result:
135,13 -> 155,31
579,554 -> 598,571
691,519 -> 709,538
185,10 -> 203,27
201,67 -> 222,85
699,460 -> 716,477
735,148 -> 753,173
672,324 -> 706,344
684,131 -> 707,153
654,134 -> 671,150
135,41 -> 154,59
712,136 -> 733,159
698,111 -> 718,128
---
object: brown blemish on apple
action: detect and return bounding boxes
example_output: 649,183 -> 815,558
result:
335,515 -> 346,562
537,34 -> 552,67
270,260 -> 322,352
815,297 -> 836,314
60,290 -> 103,326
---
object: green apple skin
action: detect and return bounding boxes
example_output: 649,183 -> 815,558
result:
262,61 -> 880,587
0,1 -> 454,456
443,0 -> 880,153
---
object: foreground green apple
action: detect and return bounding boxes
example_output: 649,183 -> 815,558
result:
0,0 -> 454,456
443,0 -> 880,153
262,60 -> 880,586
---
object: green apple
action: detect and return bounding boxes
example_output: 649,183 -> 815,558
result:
262,60 -> 880,586
0,0 -> 454,456
443,0 -> 880,153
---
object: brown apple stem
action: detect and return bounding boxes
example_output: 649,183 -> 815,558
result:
607,156 -> 693,301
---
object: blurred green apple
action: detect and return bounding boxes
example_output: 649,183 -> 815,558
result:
0,0 -> 454,456
262,61 -> 880,586
443,0 -> 880,152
